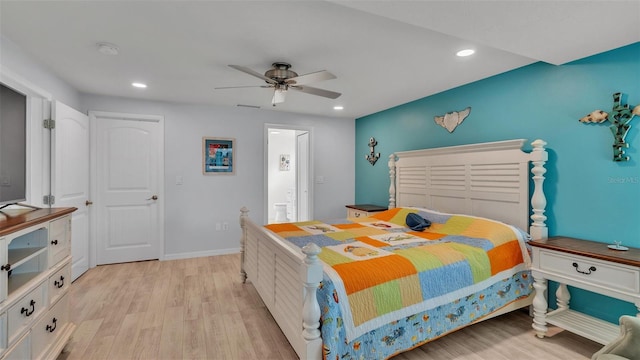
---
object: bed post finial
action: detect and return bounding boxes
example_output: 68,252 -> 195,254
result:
389,154 -> 397,209
530,140 -> 548,240
239,207 -> 249,283
301,243 -> 323,358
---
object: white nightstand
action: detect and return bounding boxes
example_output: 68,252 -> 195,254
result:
345,204 -> 387,218
529,237 -> 640,345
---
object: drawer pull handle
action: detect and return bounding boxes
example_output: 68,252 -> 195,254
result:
54,276 -> 65,288
355,212 -> 361,217
51,239 -> 59,245
21,299 -> 35,317
573,262 -> 596,275
46,318 -> 57,333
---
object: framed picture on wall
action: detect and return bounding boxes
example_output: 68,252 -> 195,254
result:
279,154 -> 290,171
203,137 -> 235,175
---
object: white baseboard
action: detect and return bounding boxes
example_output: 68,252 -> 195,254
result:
162,247 -> 241,261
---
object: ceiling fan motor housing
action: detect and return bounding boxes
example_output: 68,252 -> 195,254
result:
265,62 -> 298,84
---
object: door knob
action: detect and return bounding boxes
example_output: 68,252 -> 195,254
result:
147,195 -> 158,200
85,200 -> 93,206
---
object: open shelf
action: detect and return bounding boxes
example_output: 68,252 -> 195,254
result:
546,308 -> 619,345
7,272 -> 40,294
8,247 -> 47,268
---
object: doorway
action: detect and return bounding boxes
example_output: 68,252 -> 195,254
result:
89,111 -> 165,265
266,124 -> 312,224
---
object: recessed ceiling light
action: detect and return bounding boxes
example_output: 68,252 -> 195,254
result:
456,49 -> 475,57
333,106 -> 344,110
97,42 -> 119,56
132,82 -> 147,88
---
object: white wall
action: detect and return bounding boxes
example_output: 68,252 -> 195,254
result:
80,94 -> 355,259
0,35 -> 81,109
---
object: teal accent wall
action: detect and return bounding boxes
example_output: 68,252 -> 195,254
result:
355,43 -> 640,324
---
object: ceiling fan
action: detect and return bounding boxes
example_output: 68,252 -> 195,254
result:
216,62 -> 341,106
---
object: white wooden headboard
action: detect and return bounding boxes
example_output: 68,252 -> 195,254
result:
388,139 -> 548,240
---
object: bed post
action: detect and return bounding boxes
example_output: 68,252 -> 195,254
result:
301,243 -> 323,359
239,207 -> 248,283
529,139 -> 548,240
388,154 -> 397,209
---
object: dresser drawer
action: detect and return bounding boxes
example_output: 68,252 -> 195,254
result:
2,331 -> 30,360
48,264 -> 71,306
31,293 -> 70,360
7,281 -> 47,345
48,217 -> 70,267
538,250 -> 640,294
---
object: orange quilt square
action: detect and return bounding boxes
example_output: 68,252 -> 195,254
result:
264,223 -> 301,233
332,255 -> 417,294
487,240 -> 524,275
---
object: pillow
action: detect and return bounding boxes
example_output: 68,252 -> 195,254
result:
406,213 -> 431,232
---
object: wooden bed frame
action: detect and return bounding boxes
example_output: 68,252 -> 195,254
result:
239,138 -> 548,359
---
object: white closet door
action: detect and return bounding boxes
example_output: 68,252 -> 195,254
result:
52,100 -> 90,280
91,112 -> 164,265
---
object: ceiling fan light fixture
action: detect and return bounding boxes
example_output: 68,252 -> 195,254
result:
272,88 -> 287,106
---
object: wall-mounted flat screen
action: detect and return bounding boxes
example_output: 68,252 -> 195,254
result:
0,83 -> 27,206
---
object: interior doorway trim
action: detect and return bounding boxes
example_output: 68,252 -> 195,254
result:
264,123 -> 314,224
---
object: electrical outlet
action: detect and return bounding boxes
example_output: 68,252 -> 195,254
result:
223,222 -> 229,231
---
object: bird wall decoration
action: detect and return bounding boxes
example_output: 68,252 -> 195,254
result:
434,107 -> 471,133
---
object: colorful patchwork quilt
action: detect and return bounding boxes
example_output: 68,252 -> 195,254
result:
264,207 -> 533,357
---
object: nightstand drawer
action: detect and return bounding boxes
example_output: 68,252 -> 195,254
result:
347,208 -> 369,218
538,250 -> 640,294
346,204 -> 387,218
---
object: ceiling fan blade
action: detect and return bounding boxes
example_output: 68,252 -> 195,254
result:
214,85 -> 272,90
286,70 -> 336,85
228,65 -> 276,84
290,85 -> 341,99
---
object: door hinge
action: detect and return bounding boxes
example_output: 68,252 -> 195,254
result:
43,195 -> 55,205
43,119 -> 56,129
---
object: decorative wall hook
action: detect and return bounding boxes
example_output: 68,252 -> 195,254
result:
365,137 -> 381,166
434,107 -> 471,133
580,92 -> 639,162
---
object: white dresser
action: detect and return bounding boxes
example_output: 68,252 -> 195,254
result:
0,207 -> 76,360
530,236 -> 640,345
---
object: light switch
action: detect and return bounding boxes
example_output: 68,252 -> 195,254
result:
176,175 -> 183,185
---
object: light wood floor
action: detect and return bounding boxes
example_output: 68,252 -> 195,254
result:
58,253 -> 603,360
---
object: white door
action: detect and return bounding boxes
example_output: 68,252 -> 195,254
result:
296,131 -> 310,221
51,101 -> 90,280
90,111 -> 164,265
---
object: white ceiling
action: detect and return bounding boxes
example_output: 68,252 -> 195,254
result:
1,1 -> 638,119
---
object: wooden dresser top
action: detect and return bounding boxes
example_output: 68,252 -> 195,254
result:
0,207 -> 76,236
530,236 -> 640,268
